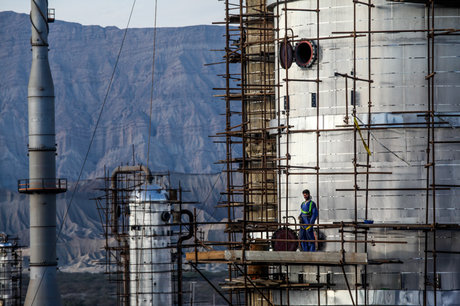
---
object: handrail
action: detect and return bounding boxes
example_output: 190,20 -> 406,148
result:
17,178 -> 67,193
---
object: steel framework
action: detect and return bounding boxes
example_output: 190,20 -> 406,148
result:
186,0 -> 460,305
0,234 -> 22,306
95,166 -> 198,306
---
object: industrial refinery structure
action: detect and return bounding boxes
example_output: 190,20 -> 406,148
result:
18,0 -> 65,305
187,0 -> 460,305
8,0 -> 460,305
0,234 -> 22,306
94,166 -> 196,306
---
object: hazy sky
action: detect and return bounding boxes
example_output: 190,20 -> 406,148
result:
1,0 -> 224,28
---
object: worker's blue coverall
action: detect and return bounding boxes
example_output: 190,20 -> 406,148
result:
299,199 -> 318,252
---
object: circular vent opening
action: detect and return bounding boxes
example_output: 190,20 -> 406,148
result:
295,40 -> 317,68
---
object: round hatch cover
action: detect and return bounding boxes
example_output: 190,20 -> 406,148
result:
271,227 -> 298,251
279,40 -> 294,69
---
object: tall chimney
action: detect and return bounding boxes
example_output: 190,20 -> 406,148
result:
19,1 -> 66,305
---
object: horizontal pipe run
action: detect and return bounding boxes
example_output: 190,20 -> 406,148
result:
282,78 -> 321,83
334,72 -> 373,83
282,8 -> 319,12
353,0 -> 375,7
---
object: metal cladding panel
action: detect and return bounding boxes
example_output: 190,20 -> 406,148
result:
273,4 -> 460,114
273,289 -> 460,306
29,152 -> 56,180
28,97 -> 55,140
129,186 -> 172,306
271,0 -> 460,294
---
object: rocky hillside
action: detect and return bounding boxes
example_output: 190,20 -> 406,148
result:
0,11 -> 230,271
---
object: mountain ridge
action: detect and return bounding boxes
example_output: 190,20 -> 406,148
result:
0,11 -> 227,189
0,11 -> 229,271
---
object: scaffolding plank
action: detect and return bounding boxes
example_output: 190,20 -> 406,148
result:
187,250 -> 367,265
185,250 -> 226,262
225,250 -> 367,265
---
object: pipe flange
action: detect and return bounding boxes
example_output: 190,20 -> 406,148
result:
295,39 -> 317,68
161,211 -> 171,222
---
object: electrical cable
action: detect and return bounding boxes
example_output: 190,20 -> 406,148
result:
355,116 -> 411,166
57,0 -> 138,239
194,170 -> 224,226
193,142 -> 236,237
146,0 -> 158,172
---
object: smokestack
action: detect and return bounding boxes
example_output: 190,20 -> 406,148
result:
19,1 -> 66,305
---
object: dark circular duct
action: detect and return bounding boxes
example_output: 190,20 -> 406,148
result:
161,211 -> 171,222
279,40 -> 293,69
295,40 -> 317,68
271,227 -> 298,251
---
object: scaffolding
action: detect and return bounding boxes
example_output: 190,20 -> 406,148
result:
0,234 -> 22,306
94,165 -> 198,306
187,0 -> 460,305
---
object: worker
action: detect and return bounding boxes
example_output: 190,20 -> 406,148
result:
298,189 -> 318,251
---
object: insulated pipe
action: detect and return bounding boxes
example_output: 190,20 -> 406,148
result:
110,165 -> 153,233
110,165 -> 153,190
24,1 -> 62,305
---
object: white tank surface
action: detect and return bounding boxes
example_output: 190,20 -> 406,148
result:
268,0 -> 460,304
128,185 -> 172,306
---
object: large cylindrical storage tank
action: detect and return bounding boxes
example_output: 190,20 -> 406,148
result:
268,0 -> 460,305
129,185 -> 172,306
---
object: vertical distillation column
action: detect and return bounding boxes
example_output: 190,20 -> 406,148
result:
24,0 -> 62,305
129,186 -> 172,306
